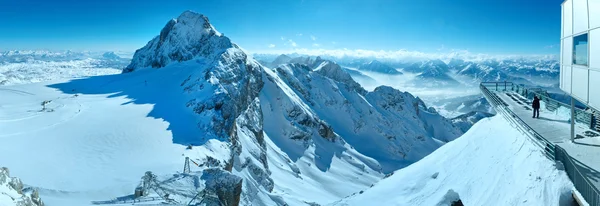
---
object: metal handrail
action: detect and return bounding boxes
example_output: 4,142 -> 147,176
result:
555,145 -> 600,206
481,82 -> 600,206
480,84 -> 555,159
512,84 -> 593,126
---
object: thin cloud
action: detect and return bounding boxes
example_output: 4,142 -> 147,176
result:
297,33 -> 303,36
280,36 -> 286,40
268,44 -> 276,48
310,35 -> 317,41
255,48 -> 559,62
284,39 -> 297,47
312,43 -> 320,47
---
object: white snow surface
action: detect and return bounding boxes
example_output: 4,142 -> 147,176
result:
334,116 -> 574,206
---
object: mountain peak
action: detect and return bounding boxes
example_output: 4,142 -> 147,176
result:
124,11 -> 233,72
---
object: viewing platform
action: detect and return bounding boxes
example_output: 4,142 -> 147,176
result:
480,82 -> 600,205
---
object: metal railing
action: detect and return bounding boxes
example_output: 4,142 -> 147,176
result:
482,82 -> 596,131
481,81 -> 600,206
555,145 -> 600,206
513,84 -> 594,127
480,83 -> 555,159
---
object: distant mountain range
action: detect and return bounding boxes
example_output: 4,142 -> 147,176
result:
358,60 -> 402,74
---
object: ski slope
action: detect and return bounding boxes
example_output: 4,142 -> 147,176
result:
334,116 -> 574,206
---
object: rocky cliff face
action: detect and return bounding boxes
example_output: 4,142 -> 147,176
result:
124,11 -> 269,205
0,167 -> 44,206
266,60 -> 463,172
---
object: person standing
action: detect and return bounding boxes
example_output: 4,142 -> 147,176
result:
532,96 -> 540,118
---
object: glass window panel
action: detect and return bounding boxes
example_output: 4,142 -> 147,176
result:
573,33 -> 588,65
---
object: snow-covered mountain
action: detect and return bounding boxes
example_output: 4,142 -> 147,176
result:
454,62 -> 530,85
401,60 -> 460,87
270,54 -> 293,67
268,60 -> 462,170
120,10 -> 461,204
358,60 -> 402,75
432,94 -> 495,118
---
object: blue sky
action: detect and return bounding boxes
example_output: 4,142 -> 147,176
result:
0,0 -> 562,55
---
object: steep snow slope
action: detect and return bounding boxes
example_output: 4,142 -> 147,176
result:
334,116 -> 574,206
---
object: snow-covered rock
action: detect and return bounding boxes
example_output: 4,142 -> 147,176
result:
124,11 -> 232,72
0,167 -> 44,206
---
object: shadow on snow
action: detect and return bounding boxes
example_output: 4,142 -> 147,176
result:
48,66 -> 206,147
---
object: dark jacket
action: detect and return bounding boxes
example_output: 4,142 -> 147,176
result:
532,97 -> 540,109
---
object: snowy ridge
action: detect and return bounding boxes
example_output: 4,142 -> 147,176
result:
334,116 -> 573,205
